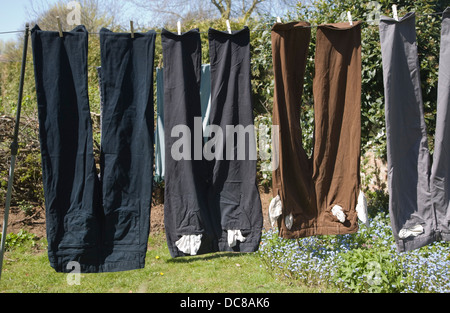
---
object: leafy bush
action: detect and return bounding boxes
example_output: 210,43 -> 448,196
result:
365,189 -> 390,218
0,109 -> 44,207
0,229 -> 38,251
254,114 -> 273,190
334,247 -> 405,293
259,211 -> 450,293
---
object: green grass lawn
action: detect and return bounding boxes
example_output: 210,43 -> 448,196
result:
0,232 -> 330,293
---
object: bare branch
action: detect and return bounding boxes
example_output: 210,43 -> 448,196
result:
122,0 -> 298,25
211,0 -> 226,17
242,0 -> 264,22
224,0 -> 232,18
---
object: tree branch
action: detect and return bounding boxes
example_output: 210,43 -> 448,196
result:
211,0 -> 226,16
242,0 -> 263,22
224,0 -> 232,19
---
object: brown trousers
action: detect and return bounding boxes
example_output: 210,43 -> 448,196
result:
271,21 -> 362,238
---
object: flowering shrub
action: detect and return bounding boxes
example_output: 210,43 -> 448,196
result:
259,212 -> 450,293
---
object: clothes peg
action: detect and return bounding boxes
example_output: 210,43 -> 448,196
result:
177,20 -> 181,35
56,16 -> 63,37
392,4 -> 399,21
276,17 -> 282,23
347,11 -> 353,26
226,20 -> 232,34
130,21 -> 135,38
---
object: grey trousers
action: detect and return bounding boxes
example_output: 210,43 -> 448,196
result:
431,8 -> 450,244
380,10 -> 450,252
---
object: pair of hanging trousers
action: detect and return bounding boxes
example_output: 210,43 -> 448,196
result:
161,27 -> 262,258
271,21 -> 362,238
31,25 -> 156,272
380,10 -> 450,252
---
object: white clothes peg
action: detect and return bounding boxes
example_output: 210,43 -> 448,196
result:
177,20 -> 181,35
347,11 -> 353,26
392,4 -> 399,21
226,20 -> 232,34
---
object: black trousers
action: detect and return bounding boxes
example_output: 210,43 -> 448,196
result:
161,28 -> 212,257
208,27 -> 263,253
161,27 -> 262,258
31,25 -> 156,272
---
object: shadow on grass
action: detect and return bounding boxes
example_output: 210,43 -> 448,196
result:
166,252 -> 253,264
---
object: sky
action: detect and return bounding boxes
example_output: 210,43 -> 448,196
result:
0,0 -> 295,43
0,0 -> 59,42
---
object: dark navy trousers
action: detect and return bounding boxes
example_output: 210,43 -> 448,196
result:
31,25 -> 155,272
99,28 -> 156,271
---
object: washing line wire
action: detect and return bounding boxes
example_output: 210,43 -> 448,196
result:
0,30 -> 24,35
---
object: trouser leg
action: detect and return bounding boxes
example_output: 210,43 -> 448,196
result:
380,13 -> 434,252
31,25 -> 102,272
431,8 -> 450,242
99,29 -> 156,270
208,27 -> 263,252
270,22 -> 316,238
161,29 -> 211,257
312,22 -> 362,235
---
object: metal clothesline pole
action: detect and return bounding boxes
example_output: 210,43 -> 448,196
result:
0,23 -> 30,281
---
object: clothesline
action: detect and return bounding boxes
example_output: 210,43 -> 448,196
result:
0,11 -> 446,36
0,30 -> 23,35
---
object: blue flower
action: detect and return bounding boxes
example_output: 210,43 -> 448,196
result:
259,210 -> 450,293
